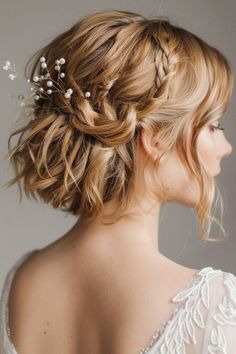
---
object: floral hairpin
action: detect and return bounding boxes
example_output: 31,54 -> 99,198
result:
1,57 -> 91,107
31,56 -> 75,100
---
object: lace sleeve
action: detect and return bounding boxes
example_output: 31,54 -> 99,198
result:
0,265 -> 17,354
201,270 -> 236,353
0,250 -> 37,354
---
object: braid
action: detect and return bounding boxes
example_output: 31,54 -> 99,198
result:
153,23 -> 178,101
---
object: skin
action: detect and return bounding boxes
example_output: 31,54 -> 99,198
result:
196,118 -> 232,177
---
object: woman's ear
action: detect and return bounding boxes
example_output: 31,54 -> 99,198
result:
139,128 -> 160,161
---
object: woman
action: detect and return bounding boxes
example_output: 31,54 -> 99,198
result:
0,9 -> 235,354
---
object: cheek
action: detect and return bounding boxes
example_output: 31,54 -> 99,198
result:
157,151 -> 198,200
196,129 -> 218,174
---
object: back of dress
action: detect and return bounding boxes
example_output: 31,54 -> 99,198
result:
201,269 -> 236,353
146,266 -> 236,354
0,251 -> 36,354
1,251 -> 236,354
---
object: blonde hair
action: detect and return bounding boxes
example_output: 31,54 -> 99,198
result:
4,9 -> 233,241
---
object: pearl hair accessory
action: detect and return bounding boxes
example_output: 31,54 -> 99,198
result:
0,57 -> 91,107
31,56 -> 75,100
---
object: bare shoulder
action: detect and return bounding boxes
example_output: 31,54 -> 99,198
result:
8,248 -> 82,354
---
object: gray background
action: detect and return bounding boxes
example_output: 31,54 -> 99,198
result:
0,0 -> 235,292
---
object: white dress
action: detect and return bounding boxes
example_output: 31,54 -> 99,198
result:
1,250 -> 236,354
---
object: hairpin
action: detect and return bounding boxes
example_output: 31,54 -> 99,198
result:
0,57 -> 91,107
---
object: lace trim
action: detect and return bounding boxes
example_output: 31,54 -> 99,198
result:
207,271 -> 236,354
4,250 -> 38,352
6,302 -> 17,351
139,268 -> 204,353
139,267 -> 223,354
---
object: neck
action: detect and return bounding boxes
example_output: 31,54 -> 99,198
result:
68,199 -> 163,259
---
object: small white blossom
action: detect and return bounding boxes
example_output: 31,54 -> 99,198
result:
8,73 -> 17,80
3,60 -> 11,70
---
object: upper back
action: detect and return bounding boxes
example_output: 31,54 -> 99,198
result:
1,244 -> 236,354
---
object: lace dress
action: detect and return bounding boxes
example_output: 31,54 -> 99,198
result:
1,250 -> 236,354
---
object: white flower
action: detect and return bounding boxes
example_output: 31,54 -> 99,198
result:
3,60 -> 11,70
8,73 -> 17,80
